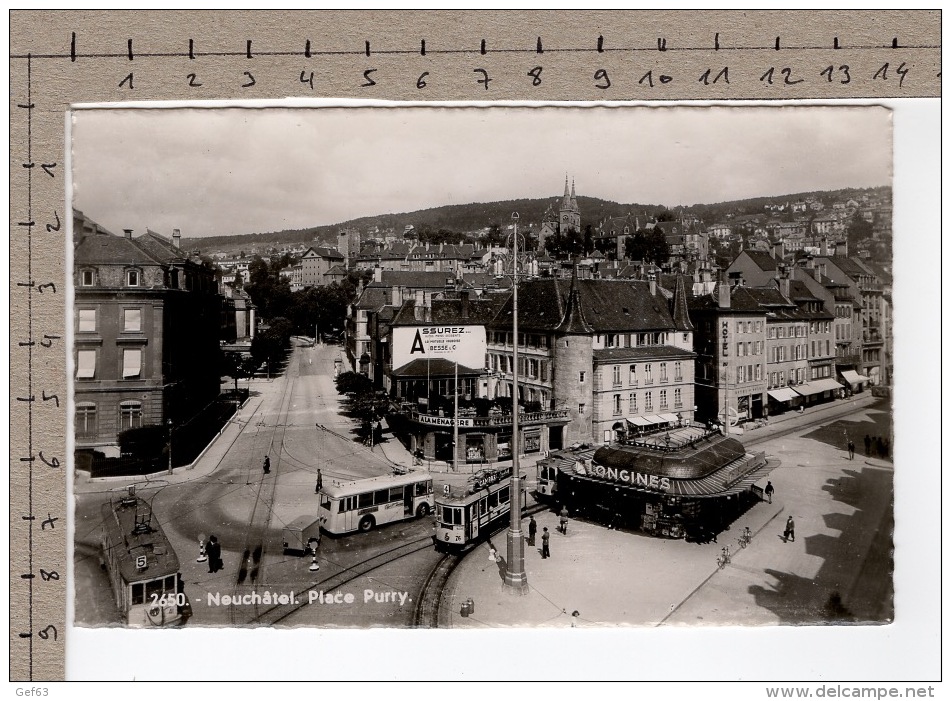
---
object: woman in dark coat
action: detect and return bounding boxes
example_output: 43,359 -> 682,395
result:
206,535 -> 223,573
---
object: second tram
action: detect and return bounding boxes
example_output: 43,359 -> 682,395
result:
99,487 -> 188,627
434,465 -> 526,551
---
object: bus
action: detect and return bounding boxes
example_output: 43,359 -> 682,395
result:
317,471 -> 434,534
100,487 -> 187,627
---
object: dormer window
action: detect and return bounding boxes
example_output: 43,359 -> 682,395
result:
80,269 -> 95,286
126,270 -> 140,287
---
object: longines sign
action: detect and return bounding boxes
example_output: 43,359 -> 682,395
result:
393,325 -> 487,370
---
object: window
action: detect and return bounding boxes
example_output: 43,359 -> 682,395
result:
746,321 -> 752,333
540,361 -> 549,382
578,403 -> 585,415
660,363 -> 668,382
755,365 -> 762,381
613,394 -> 622,415
629,393 -> 637,412
76,403 -> 97,438
674,361 -> 682,381
737,343 -> 744,357
645,392 -> 653,412
76,350 -> 96,379
119,401 -> 143,430
736,322 -> 743,333
768,326 -> 776,339
612,366 -> 621,386
123,309 -> 142,332
579,371 -> 586,383
629,365 -> 637,385
358,493 -> 374,509
528,359 -> 538,379
674,388 -> 682,408
373,489 -> 390,505
80,269 -> 95,286
122,349 -> 142,378
683,333 -> 689,344
126,270 -> 140,287
78,309 -> 96,332
659,390 -> 668,409
645,364 -> 653,384
737,366 -> 746,383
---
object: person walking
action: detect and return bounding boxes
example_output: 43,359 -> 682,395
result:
864,434 -> 871,456
847,439 -> 855,460
876,436 -> 884,458
263,455 -> 271,475
206,535 -> 223,573
764,480 -> 775,504
527,515 -> 537,547
559,505 -> 570,535
541,527 -> 551,559
315,468 -> 323,494
783,516 -> 795,543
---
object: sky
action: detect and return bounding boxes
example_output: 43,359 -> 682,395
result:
71,104 -> 892,239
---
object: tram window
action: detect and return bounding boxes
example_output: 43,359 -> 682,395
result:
165,575 -> 176,591
374,489 -> 390,505
390,487 -> 405,502
358,493 -> 374,509
131,582 -> 145,605
480,498 -> 487,516
499,487 -> 510,504
489,492 -> 499,508
146,579 -> 164,601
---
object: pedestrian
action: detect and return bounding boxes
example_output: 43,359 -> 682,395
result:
864,434 -> 871,456
315,468 -> 323,494
527,515 -> 537,546
798,405 -> 804,414
783,516 -> 795,543
764,480 -> 775,504
876,436 -> 884,458
847,439 -> 855,460
263,455 -> 270,474
541,527 -> 550,559
559,505 -> 570,535
206,535 -> 223,573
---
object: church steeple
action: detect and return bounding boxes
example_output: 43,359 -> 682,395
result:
570,179 -> 577,209
559,175 -> 581,233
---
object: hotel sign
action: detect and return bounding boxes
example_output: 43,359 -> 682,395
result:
417,414 -> 474,428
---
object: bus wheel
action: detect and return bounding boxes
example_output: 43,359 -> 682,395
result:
416,503 -> 430,518
358,516 -> 375,532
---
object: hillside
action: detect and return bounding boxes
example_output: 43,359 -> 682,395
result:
182,185 -> 891,252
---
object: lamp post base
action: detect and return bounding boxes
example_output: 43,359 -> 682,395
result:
503,528 -> 529,594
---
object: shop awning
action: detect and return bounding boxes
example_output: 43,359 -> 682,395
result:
767,387 -> 799,402
657,413 -> 680,424
627,416 -> 652,427
841,370 -> 870,386
642,414 -> 665,424
794,378 -> 843,396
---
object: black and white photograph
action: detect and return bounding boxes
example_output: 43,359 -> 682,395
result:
70,104 -> 899,637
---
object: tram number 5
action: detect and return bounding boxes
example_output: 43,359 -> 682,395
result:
151,592 -> 186,608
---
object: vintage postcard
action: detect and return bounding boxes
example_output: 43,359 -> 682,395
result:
70,104 -> 902,641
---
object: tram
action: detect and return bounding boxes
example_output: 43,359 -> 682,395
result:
536,444 -> 597,501
434,465 -> 526,551
100,487 -> 187,627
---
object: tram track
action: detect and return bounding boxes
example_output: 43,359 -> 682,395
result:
227,349 -> 299,625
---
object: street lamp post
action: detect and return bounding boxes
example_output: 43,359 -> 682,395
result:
167,419 -> 173,475
504,211 -> 528,593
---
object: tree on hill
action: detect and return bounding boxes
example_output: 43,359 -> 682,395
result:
625,227 -> 669,264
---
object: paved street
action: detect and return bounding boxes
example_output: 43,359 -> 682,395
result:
75,345 -> 893,631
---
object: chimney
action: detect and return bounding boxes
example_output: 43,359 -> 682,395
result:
123,228 -> 133,239
391,285 -> 400,306
414,290 -> 424,320
779,276 -> 790,299
439,242 -> 444,253
820,238 -> 829,256
648,271 -> 656,296
460,289 -> 470,320
423,291 -> 432,322
773,241 -> 784,260
838,239 -> 848,257
172,228 -> 181,248
717,276 -> 731,309
373,266 -> 382,283
813,267 -> 822,282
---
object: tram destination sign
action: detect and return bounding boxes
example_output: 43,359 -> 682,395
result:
393,325 -> 487,370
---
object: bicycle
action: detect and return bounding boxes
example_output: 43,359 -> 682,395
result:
717,545 -> 732,569
737,527 -> 753,549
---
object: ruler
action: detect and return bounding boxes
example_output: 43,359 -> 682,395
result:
7,9 -> 940,682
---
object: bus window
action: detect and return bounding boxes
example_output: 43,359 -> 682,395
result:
374,489 -> 390,505
500,486 -> 510,504
488,492 -> 499,509
415,481 -> 429,497
131,582 -> 145,605
321,495 -> 332,511
358,493 -> 373,509
389,487 -> 405,502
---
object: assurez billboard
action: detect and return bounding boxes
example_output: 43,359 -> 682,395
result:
392,325 -> 487,370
